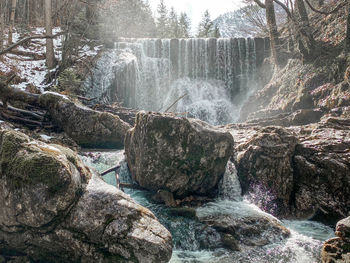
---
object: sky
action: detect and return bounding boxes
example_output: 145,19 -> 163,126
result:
148,0 -> 244,31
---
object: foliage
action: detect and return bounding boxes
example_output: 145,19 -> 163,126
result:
197,10 -> 215,38
156,0 -> 169,38
168,7 -> 179,38
100,0 -> 156,38
178,12 -> 191,38
57,68 -> 81,94
214,3 -> 286,38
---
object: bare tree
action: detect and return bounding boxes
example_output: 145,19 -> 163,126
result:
266,0 -> 284,67
253,0 -> 284,67
8,0 -> 17,45
0,2 -> 4,51
346,2 -> 350,52
45,0 -> 55,69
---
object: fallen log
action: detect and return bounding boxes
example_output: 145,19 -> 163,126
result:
0,81 -> 39,108
101,164 -> 121,176
0,81 -> 131,148
0,101 -> 44,120
0,32 -> 65,56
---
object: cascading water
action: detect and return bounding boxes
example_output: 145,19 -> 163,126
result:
81,150 -> 334,263
85,37 -> 267,125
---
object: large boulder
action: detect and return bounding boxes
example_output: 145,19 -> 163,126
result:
0,127 -> 172,262
125,112 -> 234,198
291,117 -> 350,222
39,92 -> 131,148
229,125 -> 298,216
226,117 -> 350,222
321,216 -> 350,263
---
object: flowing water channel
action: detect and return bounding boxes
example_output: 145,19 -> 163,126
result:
80,150 -> 334,263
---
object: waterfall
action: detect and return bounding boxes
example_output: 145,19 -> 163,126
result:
86,37 -> 268,125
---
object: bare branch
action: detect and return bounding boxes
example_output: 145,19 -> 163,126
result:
253,0 -> 266,9
304,0 -> 347,15
0,32 -> 65,56
273,0 -> 293,18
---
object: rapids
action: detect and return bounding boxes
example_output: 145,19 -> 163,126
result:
81,150 -> 334,263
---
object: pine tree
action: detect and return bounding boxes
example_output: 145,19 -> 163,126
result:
156,0 -> 169,38
178,12 -> 191,38
197,10 -> 214,38
168,7 -> 179,38
212,25 -> 221,38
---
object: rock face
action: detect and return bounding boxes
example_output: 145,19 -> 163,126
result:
231,126 -> 298,216
39,92 -> 131,148
125,111 -> 234,198
226,117 -> 350,221
0,127 -> 172,262
322,216 -> 350,263
291,117 -> 350,222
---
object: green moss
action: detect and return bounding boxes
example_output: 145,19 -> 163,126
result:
57,68 -> 82,94
8,151 -> 67,193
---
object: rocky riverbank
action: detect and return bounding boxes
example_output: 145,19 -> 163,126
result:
0,124 -> 172,262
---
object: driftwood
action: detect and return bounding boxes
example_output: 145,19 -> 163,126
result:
101,164 -> 121,176
0,102 -> 44,120
100,164 -> 148,191
77,95 -> 97,102
163,93 -> 188,112
0,80 -> 39,108
0,79 -> 55,129
0,32 -> 65,56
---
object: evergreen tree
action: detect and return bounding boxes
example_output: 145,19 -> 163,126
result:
101,0 -> 157,38
178,12 -> 191,38
156,0 -> 169,38
168,7 -> 179,38
212,24 -> 221,38
197,10 -> 214,38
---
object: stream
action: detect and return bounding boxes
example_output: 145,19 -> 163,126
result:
80,150 -> 334,263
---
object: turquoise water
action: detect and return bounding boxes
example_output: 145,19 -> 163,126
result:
80,150 -> 334,263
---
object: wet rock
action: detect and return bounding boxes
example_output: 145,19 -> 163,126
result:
221,233 -> 240,251
321,238 -> 350,263
196,201 -> 290,248
291,117 -> 350,222
0,127 -> 172,263
336,217 -> 350,240
200,214 -> 290,247
322,216 -> 350,263
66,173 -> 173,263
125,111 -> 234,198
232,126 -> 298,216
168,207 -> 197,219
227,119 -> 350,221
152,190 -> 177,207
39,92 -> 131,148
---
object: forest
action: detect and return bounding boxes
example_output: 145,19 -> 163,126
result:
0,0 -> 349,262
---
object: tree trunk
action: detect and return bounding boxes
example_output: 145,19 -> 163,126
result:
8,0 -> 17,45
265,0 -> 283,67
44,0 -> 55,69
295,0 -> 316,61
346,3 -> 350,53
0,1 -> 4,51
